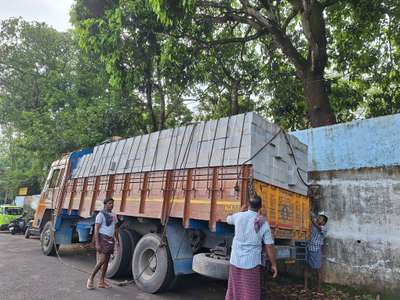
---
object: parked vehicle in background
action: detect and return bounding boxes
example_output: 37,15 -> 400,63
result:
31,112 -> 310,294
0,205 -> 24,231
8,217 -> 27,235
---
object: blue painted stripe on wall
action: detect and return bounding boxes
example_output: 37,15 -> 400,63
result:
291,114 -> 400,171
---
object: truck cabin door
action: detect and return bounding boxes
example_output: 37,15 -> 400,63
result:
45,167 -> 65,210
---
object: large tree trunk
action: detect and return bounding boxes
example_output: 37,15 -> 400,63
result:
159,88 -> 165,130
145,81 -> 157,132
192,0 -> 340,127
299,1 -> 336,127
303,71 -> 336,127
144,60 -> 158,132
157,64 -> 166,130
230,79 -> 240,115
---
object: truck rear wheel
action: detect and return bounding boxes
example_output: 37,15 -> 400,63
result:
106,228 -> 135,278
192,253 -> 230,280
132,233 -> 174,293
40,222 -> 59,256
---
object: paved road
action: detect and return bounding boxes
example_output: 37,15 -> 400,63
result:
0,233 -> 226,300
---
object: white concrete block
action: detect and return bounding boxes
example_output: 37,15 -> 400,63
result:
72,112 -> 308,195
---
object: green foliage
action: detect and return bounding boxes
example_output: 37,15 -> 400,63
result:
1,0 -> 400,198
72,0 -> 193,132
327,0 -> 400,118
0,18 -> 141,198
0,15 -> 193,199
150,0 -> 400,127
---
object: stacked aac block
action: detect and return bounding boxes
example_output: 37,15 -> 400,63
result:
71,112 -> 308,196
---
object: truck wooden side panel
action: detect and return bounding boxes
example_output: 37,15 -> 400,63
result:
60,166 -> 247,231
56,164 -> 309,239
34,113 -> 310,241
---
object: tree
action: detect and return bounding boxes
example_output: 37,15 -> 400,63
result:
327,0 -> 400,118
150,0 -> 338,127
150,0 -> 400,128
0,18 -> 145,196
72,0 -> 193,132
181,26 -> 266,119
0,16 -> 195,196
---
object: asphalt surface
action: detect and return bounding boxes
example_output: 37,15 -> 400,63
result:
0,233 -> 226,300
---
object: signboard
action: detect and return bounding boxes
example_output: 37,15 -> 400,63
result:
18,187 -> 28,196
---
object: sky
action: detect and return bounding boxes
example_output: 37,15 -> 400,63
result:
0,0 -> 75,31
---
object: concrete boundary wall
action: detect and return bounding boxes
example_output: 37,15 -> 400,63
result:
311,168 -> 400,292
291,114 -> 400,293
293,113 -> 400,172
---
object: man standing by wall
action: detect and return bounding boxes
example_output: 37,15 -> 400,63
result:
87,198 -> 119,289
304,212 -> 328,292
225,195 -> 277,300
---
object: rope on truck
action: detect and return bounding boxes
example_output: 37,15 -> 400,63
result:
235,112 -> 248,190
49,160 -> 92,276
133,122 -> 198,282
282,132 -> 309,188
235,124 -> 309,191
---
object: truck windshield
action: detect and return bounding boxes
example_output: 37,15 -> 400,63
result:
4,208 -> 23,215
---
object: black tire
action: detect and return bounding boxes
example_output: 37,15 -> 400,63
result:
125,229 -> 141,274
24,227 -> 30,239
10,228 -> 16,235
40,222 -> 59,256
106,228 -> 135,278
192,253 -> 230,280
126,229 -> 141,250
132,233 -> 175,293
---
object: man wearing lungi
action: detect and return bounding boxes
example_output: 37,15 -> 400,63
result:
87,198 -> 120,289
225,195 -> 277,300
304,212 -> 328,292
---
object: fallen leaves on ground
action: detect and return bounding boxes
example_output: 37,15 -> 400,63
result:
263,280 -> 378,300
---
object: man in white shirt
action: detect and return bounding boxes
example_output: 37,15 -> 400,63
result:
87,198 -> 119,289
225,195 -> 277,300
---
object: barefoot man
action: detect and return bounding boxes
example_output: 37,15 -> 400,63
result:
304,211 -> 328,292
225,194 -> 278,300
87,198 -> 119,289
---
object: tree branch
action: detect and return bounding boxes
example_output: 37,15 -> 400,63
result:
283,8 -> 299,31
216,55 -> 235,82
197,12 -> 263,30
320,0 -> 341,8
243,7 -> 307,74
192,29 -> 268,48
240,27 -> 252,63
195,0 -> 307,75
258,0 -> 281,25
197,0 -> 244,14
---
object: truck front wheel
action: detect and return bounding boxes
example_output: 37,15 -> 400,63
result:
132,233 -> 174,293
40,222 -> 59,256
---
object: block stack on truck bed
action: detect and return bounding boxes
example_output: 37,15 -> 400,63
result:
32,112 -> 309,293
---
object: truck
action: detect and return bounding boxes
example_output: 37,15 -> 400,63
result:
0,205 -> 24,230
32,112 -> 310,293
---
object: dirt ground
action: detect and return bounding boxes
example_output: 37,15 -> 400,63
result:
0,233 -> 382,300
264,279 -> 381,300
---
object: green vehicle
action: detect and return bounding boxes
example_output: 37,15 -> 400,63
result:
0,205 -> 24,230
